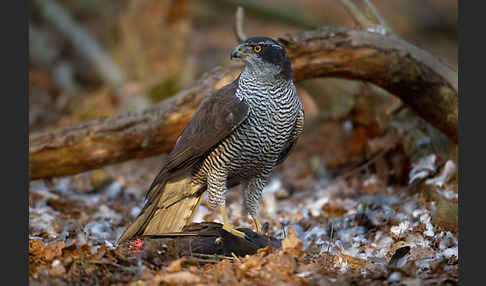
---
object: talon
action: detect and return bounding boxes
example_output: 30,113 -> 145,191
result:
252,215 -> 263,235
218,205 -> 246,239
222,224 -> 246,239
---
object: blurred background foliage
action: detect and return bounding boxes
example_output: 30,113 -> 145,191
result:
29,0 -> 457,134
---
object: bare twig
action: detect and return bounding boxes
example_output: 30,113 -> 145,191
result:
233,6 -> 247,43
333,147 -> 393,182
211,0 -> 325,29
362,0 -> 396,35
340,0 -> 395,36
90,260 -> 136,272
231,252 -> 242,263
326,222 -> 334,254
186,258 -> 220,264
190,253 -> 235,260
340,0 -> 375,30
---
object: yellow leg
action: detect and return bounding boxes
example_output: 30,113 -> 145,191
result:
218,206 -> 246,238
252,215 -> 263,234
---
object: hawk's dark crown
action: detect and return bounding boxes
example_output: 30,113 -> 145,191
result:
241,37 -> 293,80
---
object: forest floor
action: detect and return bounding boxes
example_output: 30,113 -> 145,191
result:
29,114 -> 458,285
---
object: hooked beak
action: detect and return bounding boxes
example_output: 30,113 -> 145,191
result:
230,43 -> 251,60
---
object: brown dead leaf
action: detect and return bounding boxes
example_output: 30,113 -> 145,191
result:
281,226 -> 303,258
256,246 -> 275,257
264,252 -> 297,281
155,271 -> 201,284
322,202 -> 346,217
209,259 -> 239,284
238,253 -> 265,275
42,241 -> 66,262
49,260 -> 66,277
166,257 -> 186,273
29,239 -> 45,257
408,247 -> 436,261
334,253 -> 368,269
30,239 -> 73,277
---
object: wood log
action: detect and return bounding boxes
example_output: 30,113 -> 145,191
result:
29,26 -> 458,180
29,69 -> 233,180
281,27 -> 458,143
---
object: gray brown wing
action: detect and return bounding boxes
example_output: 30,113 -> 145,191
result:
166,78 -> 248,171
146,78 -> 248,200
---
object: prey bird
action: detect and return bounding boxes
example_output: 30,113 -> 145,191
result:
118,37 -> 304,243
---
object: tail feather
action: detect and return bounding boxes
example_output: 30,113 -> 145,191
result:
117,177 -> 205,244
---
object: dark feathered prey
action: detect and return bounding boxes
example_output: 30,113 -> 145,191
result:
118,37 -> 304,243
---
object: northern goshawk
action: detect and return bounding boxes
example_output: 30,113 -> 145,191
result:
118,37 -> 304,243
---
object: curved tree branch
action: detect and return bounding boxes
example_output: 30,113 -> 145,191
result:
281,27 -> 457,141
29,26 -> 457,180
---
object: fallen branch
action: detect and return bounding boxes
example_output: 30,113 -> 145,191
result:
340,0 -> 376,32
281,26 -> 458,142
29,26 -> 457,180
361,0 -> 396,35
30,69 -> 233,180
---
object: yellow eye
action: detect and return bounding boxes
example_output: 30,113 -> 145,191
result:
253,45 -> 262,53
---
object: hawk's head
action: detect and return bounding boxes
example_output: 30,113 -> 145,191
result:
231,37 -> 292,80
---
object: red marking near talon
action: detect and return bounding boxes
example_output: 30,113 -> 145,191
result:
129,239 -> 144,254
134,239 -> 143,248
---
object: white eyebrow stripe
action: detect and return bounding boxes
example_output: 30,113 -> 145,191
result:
270,44 -> 283,49
250,41 -> 283,49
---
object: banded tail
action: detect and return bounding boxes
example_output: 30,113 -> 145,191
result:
117,177 -> 205,244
